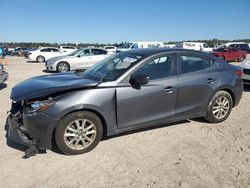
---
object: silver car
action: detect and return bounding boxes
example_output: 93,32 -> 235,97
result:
241,59 -> 250,85
46,48 -> 111,72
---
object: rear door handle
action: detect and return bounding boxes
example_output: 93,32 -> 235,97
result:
164,86 -> 174,93
206,78 -> 215,83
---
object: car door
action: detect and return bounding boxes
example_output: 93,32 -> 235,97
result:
230,48 -> 240,60
116,53 -> 178,129
91,49 -> 109,64
175,53 -> 215,118
40,48 -> 53,60
73,49 -> 92,69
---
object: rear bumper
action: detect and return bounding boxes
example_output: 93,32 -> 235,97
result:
7,111 -> 58,150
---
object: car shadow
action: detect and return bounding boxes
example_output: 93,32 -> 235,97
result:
102,120 -> 190,141
0,83 -> 7,90
42,69 -> 55,73
26,61 -> 40,63
243,84 -> 250,92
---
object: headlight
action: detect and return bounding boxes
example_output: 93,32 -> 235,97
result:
29,98 -> 55,112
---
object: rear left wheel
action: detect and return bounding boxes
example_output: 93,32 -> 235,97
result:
205,91 -> 233,123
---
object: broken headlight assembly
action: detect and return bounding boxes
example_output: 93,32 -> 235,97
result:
27,97 -> 56,113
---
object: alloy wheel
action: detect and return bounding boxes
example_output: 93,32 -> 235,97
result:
58,62 -> 69,72
212,96 -> 230,119
64,119 -> 97,150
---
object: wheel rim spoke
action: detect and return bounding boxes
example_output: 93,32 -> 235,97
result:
65,133 -> 76,137
64,118 -> 96,150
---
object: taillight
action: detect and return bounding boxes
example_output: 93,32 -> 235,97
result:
235,69 -> 243,77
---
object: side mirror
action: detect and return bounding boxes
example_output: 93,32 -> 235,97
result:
77,54 -> 81,58
129,74 -> 149,89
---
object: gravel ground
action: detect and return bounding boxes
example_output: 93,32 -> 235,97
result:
0,56 -> 250,188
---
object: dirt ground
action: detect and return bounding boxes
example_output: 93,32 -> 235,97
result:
0,56 -> 250,188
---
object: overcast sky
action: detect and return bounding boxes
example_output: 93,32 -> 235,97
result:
1,0 -> 250,43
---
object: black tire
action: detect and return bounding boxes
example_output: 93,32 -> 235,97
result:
37,55 -> 45,63
205,91 -> 233,123
219,56 -> 225,60
239,56 -> 245,62
56,61 -> 70,72
55,111 -> 103,155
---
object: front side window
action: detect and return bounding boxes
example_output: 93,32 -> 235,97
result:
179,55 -> 213,74
51,48 -> 59,52
132,55 -> 173,80
79,49 -> 90,56
203,43 -> 209,48
91,49 -> 107,55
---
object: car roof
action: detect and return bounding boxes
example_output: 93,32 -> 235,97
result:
122,48 -> 205,56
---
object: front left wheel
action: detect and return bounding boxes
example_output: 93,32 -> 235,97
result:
57,61 -> 70,72
37,55 -> 45,63
55,111 -> 103,155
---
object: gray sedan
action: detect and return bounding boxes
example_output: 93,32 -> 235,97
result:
8,48 -> 243,156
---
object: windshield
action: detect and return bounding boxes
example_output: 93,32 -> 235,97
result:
82,53 -> 144,82
68,49 -> 82,56
117,43 -> 133,49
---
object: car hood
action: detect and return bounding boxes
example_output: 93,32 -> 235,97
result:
47,55 -> 73,63
11,72 -> 98,101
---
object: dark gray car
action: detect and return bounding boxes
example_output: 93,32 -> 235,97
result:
8,49 -> 243,156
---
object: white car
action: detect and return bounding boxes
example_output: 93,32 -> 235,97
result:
28,47 -> 66,63
103,46 -> 117,53
175,42 -> 213,52
46,48 -> 111,72
241,59 -> 250,85
59,46 -> 78,54
116,42 -> 164,52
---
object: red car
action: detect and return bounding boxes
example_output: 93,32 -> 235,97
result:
212,47 -> 247,62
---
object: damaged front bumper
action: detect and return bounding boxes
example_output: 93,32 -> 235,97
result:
7,102 -> 58,150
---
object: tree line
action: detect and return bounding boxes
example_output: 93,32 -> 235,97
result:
1,39 -> 250,48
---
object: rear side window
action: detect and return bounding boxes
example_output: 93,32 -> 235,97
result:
179,55 -> 214,74
133,55 -> 173,80
51,48 -> 59,52
40,48 -> 51,52
91,49 -> 107,55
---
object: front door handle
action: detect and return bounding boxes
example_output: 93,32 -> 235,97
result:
206,78 -> 215,83
164,86 -> 174,93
